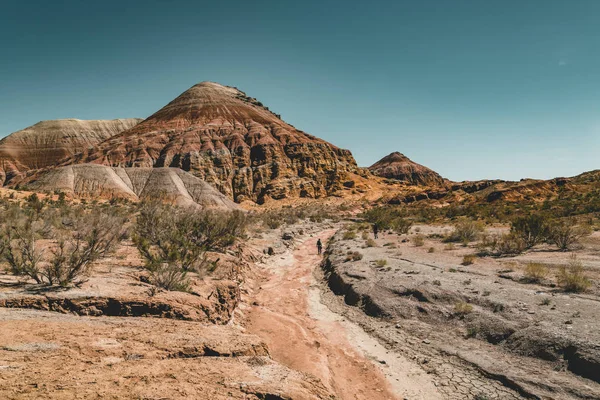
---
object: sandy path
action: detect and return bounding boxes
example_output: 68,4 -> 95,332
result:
245,229 -> 441,400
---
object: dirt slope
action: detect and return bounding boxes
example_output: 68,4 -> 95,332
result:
25,164 -> 239,209
0,118 -> 141,185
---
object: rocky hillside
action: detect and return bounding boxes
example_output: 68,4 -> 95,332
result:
0,118 -> 142,185
26,164 -> 239,209
63,82 -> 360,203
369,151 -> 444,186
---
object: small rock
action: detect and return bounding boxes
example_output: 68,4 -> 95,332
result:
565,319 -> 573,324
422,339 -> 431,344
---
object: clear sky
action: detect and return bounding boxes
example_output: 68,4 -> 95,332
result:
1,1 -> 598,181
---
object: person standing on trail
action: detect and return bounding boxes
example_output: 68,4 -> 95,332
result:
317,239 -> 323,255
372,223 -> 379,239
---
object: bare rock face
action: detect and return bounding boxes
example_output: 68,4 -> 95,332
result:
0,118 -> 142,185
65,82 -> 359,203
369,151 -> 444,186
26,164 -> 239,210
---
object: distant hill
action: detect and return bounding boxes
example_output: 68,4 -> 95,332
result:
0,118 -> 142,185
368,151 -> 445,186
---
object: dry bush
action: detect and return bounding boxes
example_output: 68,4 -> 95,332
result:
375,259 -> 387,267
556,256 -> 592,293
342,231 -> 357,240
445,218 -> 485,243
0,206 -> 127,286
365,238 -> 377,247
133,202 -> 246,291
256,205 -> 339,229
454,301 -> 473,315
462,254 -> 476,266
361,231 -> 369,240
345,251 -> 363,262
549,219 -> 592,251
413,234 -> 425,247
428,247 -> 435,253
523,262 -> 549,283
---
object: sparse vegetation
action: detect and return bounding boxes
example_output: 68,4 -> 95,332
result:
133,202 -> 246,291
454,301 -> 473,315
375,259 -> 387,267
523,262 -> 549,283
365,238 -> 377,247
461,254 -> 476,266
428,247 -> 435,253
549,218 -> 592,251
0,205 -> 127,286
511,214 -> 550,249
413,234 -> 425,247
445,218 -> 485,243
343,231 -> 357,240
360,206 -> 412,234
345,251 -> 363,262
556,255 -> 592,293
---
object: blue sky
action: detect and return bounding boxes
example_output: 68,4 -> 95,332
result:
1,1 -> 599,181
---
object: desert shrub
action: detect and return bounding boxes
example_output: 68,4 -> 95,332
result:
345,251 -> 363,262
342,231 -> 357,240
549,219 -> 592,251
444,243 -> 456,251
454,301 -> 473,315
556,256 -> 592,292
428,247 -> 435,253
413,234 -> 425,247
523,262 -> 549,283
133,202 -> 246,290
361,231 -> 369,240
0,207 -> 127,286
445,218 -> 485,243
375,259 -> 387,267
510,214 -> 550,249
487,233 -> 526,256
360,206 -> 412,234
365,238 -> 377,247
462,254 -> 476,266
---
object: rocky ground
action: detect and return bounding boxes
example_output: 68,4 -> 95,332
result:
3,217 -> 600,399
323,223 -> 600,399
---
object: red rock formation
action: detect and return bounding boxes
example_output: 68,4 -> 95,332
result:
65,82 -> 359,203
369,151 -> 444,186
0,118 -> 142,184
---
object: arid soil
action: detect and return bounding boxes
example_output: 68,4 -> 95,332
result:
323,224 -> 600,399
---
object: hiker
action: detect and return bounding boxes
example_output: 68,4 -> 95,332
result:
317,239 -> 323,255
372,223 -> 379,239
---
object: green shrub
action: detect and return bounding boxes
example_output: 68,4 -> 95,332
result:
360,206 -> 412,234
133,202 -> 246,291
549,219 -> 592,251
445,218 -> 485,243
511,214 -> 550,249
